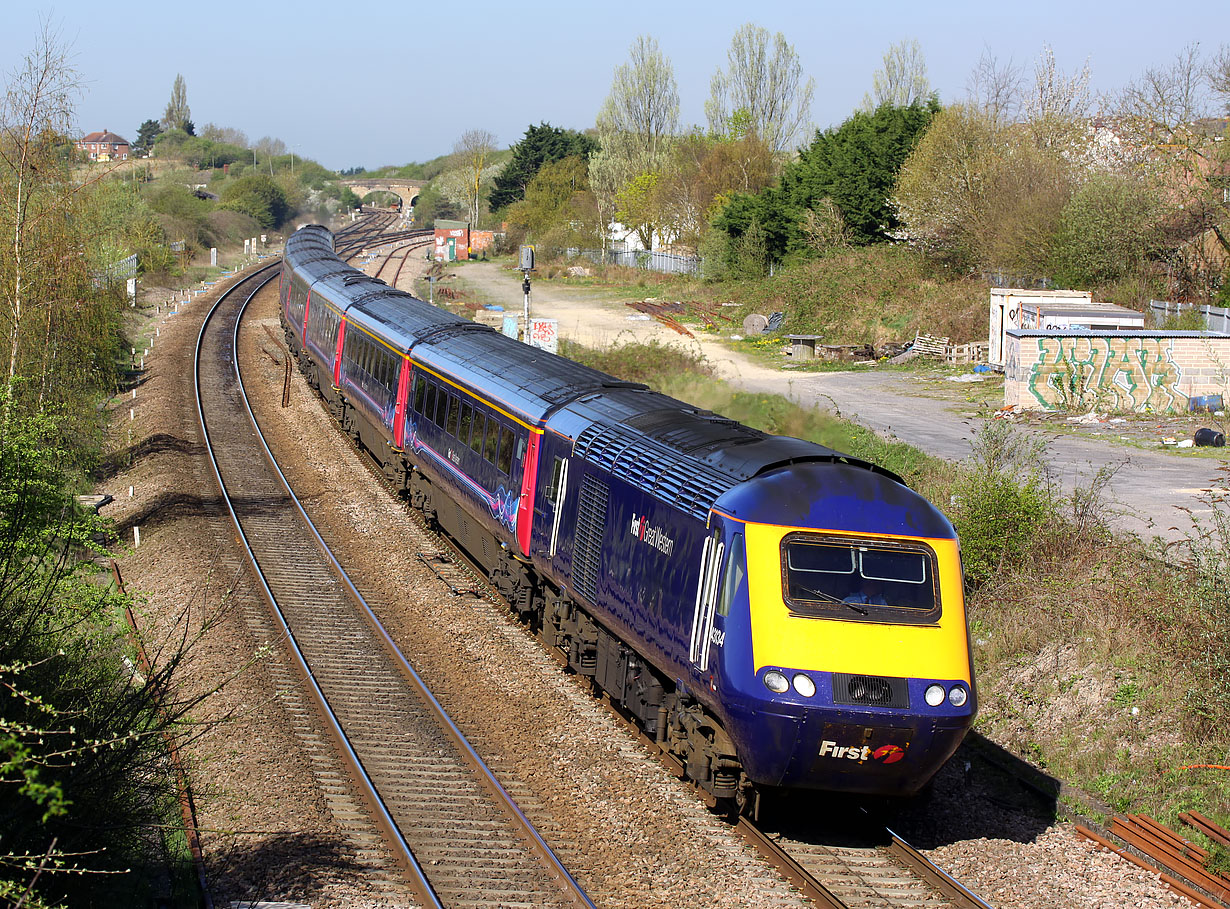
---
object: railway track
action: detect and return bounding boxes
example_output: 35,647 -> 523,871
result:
328,240 -> 1002,909
195,261 -> 596,909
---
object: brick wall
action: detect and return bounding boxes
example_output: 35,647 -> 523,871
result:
1004,330 -> 1230,412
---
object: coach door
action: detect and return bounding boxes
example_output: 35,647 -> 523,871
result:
689,526 -> 724,673
541,455 -> 569,559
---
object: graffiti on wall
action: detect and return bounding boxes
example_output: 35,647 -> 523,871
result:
1027,337 -> 1188,412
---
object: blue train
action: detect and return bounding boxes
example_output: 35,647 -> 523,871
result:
280,225 -> 976,812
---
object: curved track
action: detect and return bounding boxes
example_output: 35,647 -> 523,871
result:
194,258 -> 595,909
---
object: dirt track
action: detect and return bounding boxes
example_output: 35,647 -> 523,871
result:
451,260 -> 1229,544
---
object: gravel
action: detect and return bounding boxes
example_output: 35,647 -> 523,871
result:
100,243 -> 1203,909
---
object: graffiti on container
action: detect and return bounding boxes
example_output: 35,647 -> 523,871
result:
1028,337 -> 1187,412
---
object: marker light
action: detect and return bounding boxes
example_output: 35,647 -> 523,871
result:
924,684 -> 945,707
763,671 -> 789,693
948,685 -> 968,707
792,674 -> 816,697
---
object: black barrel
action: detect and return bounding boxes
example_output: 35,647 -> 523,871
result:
1194,428 -> 1225,447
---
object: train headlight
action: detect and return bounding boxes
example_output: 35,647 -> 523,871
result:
792,673 -> 816,697
948,685 -> 968,707
763,671 -> 789,694
924,684 -> 945,707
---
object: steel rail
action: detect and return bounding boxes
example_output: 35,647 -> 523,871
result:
885,826 -> 996,909
194,264 -> 444,908
229,265 -> 597,909
197,261 -> 596,909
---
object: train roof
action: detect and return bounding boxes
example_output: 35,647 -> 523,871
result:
551,387 -> 899,521
411,327 -> 643,424
285,225 -> 905,523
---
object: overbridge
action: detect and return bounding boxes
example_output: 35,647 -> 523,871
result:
341,178 -> 425,209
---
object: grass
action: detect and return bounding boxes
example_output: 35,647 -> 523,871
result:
536,245 -> 988,350
562,333 -> 1230,846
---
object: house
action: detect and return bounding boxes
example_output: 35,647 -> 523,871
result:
77,130 -> 130,162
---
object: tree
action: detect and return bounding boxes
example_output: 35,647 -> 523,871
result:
1023,45 -> 1091,149
132,118 -> 161,156
893,102 -> 1078,274
862,39 -> 931,111
200,123 -> 248,147
596,35 -> 679,181
451,128 -> 497,227
615,171 -> 664,249
965,45 -> 1023,128
1115,43 -> 1230,298
489,123 -> 597,211
505,156 -> 599,248
592,36 -> 680,250
0,23 -> 85,398
655,131 -> 775,251
220,174 -> 288,228
705,23 -> 815,153
716,101 -> 938,258
1049,173 -> 1164,287
160,73 -> 190,133
892,104 -> 999,267
254,135 -> 287,162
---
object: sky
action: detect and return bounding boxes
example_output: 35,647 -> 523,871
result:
5,1 -> 1228,172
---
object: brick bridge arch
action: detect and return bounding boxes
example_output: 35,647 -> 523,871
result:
341,178 -> 425,209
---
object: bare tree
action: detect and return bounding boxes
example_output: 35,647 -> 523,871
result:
0,22 -> 81,398
452,128 -> 498,227
1210,44 -> 1230,111
254,135 -> 287,159
862,39 -> 931,111
1116,44 -> 1230,287
1118,43 -> 1209,143
161,73 -> 190,132
1024,45 -> 1092,148
596,35 -> 679,179
200,123 -> 248,147
966,45 -> 1023,128
706,23 -> 815,152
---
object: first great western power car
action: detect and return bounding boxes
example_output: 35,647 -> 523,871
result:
280,224 -> 977,814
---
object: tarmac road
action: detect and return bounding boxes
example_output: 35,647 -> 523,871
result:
452,260 -> 1227,546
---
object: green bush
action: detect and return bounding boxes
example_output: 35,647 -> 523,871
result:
219,173 -> 289,228
949,420 -> 1054,585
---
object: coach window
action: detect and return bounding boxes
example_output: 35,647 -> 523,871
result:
423,383 -> 436,423
446,396 -> 460,437
459,403 -> 473,446
470,413 -> 486,454
497,427 -> 514,475
413,374 -> 427,413
483,419 -> 498,464
433,385 -> 448,427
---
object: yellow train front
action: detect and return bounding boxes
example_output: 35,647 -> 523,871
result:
702,460 -> 975,796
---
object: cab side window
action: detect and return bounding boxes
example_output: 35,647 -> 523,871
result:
716,533 -> 745,618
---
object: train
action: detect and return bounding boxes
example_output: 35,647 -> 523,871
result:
279,224 -> 976,814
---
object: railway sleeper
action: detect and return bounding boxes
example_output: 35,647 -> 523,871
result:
540,590 -> 748,808
282,329 -> 755,814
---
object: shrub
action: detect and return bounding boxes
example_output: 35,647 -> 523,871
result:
219,174 -> 289,228
949,420 -> 1054,585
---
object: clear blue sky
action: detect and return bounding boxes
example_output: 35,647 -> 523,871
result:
5,1 -> 1227,171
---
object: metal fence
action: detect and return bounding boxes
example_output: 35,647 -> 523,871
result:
94,253 -> 138,287
1149,299 -> 1230,334
560,247 -> 703,276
